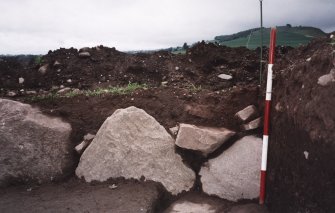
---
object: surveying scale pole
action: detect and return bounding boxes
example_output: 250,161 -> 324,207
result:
259,27 -> 276,205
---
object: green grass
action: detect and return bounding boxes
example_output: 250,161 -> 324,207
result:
215,26 -> 326,49
28,83 -> 147,101
186,83 -> 202,92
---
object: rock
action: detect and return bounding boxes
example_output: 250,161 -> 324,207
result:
76,106 -> 195,195
331,34 -> 334,39
79,47 -> 90,52
306,57 -> 312,62
75,141 -> 90,154
18,77 -> 24,84
0,99 -> 73,187
38,64 -> 48,75
57,87 -> 71,95
66,79 -> 72,83
79,52 -> 91,58
243,117 -> 262,131
175,66 -> 180,71
7,91 -> 16,97
53,60 -> 61,67
84,133 -> 95,141
304,151 -> 309,160
228,203 -> 268,213
218,74 -> 233,80
161,81 -> 168,86
175,124 -> 235,156
317,69 -> 335,86
235,105 -> 258,122
75,133 -> 95,154
164,201 -> 216,213
169,126 -> 179,136
26,90 -> 37,95
199,136 -> 262,201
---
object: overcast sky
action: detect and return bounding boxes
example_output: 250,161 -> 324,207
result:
0,0 -> 334,54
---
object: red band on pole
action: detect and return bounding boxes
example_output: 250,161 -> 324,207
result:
259,170 -> 266,204
269,29 -> 276,64
263,100 -> 271,135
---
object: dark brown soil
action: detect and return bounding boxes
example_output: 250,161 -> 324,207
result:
267,38 -> 335,212
0,178 -> 162,213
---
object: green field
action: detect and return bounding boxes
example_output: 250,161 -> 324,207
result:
215,26 -> 326,49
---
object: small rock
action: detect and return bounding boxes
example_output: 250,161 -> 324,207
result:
169,126 -> 179,136
243,117 -> 262,130
7,91 -> 16,97
84,133 -> 95,141
331,34 -> 334,39
235,105 -> 258,122
75,140 -> 91,154
57,87 -> 71,95
38,64 -> 48,75
79,52 -> 91,58
26,90 -> 37,95
275,102 -> 283,112
60,85 -> 65,89
317,69 -> 335,86
306,57 -> 311,62
66,79 -> 72,83
161,81 -> 168,86
176,124 -> 235,156
165,201 -> 216,213
175,66 -> 180,71
304,151 -> 309,160
57,69 -> 61,73
218,74 -> 233,80
108,184 -> 118,189
53,61 -> 61,67
79,47 -> 90,52
18,77 -> 24,84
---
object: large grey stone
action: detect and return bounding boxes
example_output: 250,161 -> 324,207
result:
200,136 -> 262,201
0,99 -> 73,187
175,124 -> 235,156
76,106 -> 195,195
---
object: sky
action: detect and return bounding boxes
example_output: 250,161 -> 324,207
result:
0,0 -> 334,54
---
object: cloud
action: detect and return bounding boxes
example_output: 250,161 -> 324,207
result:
0,0 -> 334,54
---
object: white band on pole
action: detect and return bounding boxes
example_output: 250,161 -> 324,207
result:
265,64 -> 273,101
261,135 -> 269,171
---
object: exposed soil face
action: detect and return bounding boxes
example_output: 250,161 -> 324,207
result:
268,38 -> 335,212
1,39 -> 334,212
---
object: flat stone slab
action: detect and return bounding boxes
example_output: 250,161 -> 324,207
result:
0,180 -> 160,213
235,105 -> 258,122
200,136 -> 262,201
176,124 -> 235,156
76,106 -> 195,195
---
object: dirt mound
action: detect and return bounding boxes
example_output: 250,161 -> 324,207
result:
268,38 -> 335,212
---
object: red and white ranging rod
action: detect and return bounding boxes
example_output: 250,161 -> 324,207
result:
259,28 -> 277,205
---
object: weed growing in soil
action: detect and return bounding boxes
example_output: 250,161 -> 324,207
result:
27,83 -> 147,101
186,83 -> 202,92
84,83 -> 147,96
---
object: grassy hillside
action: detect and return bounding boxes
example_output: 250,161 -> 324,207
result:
214,26 -> 326,49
